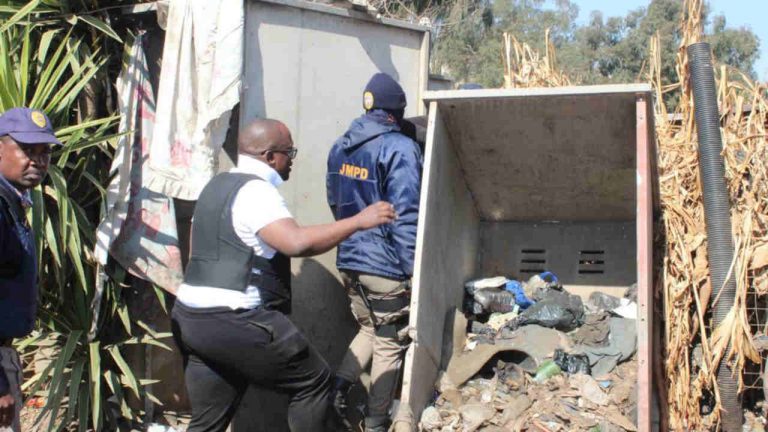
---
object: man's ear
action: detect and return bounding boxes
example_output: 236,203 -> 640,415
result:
263,150 -> 276,165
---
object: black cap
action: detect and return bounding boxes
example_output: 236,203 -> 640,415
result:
363,73 -> 407,111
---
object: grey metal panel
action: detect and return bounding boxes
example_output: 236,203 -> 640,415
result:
241,0 -> 427,347
401,102 -> 480,419
479,221 -> 637,287
433,90 -> 643,221
236,3 -> 428,430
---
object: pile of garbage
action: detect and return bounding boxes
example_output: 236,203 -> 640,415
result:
420,273 -> 640,431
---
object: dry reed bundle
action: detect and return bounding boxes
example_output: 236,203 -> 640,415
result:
652,0 -> 767,428
501,30 -> 571,88
501,0 -> 768,428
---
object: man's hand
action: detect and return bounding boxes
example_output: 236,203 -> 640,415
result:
354,201 -> 396,230
0,392 -> 15,427
258,201 -> 396,258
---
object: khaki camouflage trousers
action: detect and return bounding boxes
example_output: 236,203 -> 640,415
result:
336,271 -> 410,419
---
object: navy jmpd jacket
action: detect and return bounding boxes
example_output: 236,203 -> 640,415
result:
0,175 -> 37,395
327,110 -> 423,281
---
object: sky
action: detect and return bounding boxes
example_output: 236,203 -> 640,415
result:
547,0 -> 768,81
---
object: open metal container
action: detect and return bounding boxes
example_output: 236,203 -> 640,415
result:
401,85 -> 658,431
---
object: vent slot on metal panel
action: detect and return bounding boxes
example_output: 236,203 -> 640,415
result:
578,250 -> 605,274
520,249 -> 547,275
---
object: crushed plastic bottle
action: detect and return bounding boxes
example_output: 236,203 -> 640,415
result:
533,359 -> 562,383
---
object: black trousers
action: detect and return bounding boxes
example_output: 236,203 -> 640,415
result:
171,302 -> 333,432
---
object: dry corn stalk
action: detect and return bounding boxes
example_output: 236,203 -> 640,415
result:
502,29 -> 571,88
652,0 -> 767,429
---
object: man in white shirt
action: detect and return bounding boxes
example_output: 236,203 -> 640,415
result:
172,118 -> 396,432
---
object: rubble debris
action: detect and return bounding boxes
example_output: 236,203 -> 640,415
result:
500,394 -> 532,424
571,374 -> 610,406
459,401 -> 496,431
447,325 -> 570,386
429,275 -> 639,432
487,310 -> 519,331
426,356 -> 640,431
419,406 -> 442,430
602,407 -> 637,432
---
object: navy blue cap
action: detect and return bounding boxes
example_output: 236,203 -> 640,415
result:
363,73 -> 406,111
0,107 -> 61,145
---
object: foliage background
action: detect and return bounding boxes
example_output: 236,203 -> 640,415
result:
1,1 -> 166,431
382,0 -> 760,89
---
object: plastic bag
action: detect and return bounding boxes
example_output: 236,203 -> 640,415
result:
553,348 -> 592,375
510,289 -> 585,331
473,288 -> 516,313
527,271 -> 564,301
505,280 -> 535,309
464,276 -> 508,295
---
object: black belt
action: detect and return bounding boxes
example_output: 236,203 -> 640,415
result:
353,279 -> 410,333
369,295 -> 410,313
0,338 -> 12,347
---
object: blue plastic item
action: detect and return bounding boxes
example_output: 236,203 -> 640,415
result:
504,280 -> 535,309
539,271 -> 559,283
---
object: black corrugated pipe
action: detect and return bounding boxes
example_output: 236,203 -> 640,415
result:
687,42 -> 741,431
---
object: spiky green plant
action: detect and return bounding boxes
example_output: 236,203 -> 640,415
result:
1,3 -> 169,431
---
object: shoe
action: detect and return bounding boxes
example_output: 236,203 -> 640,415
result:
364,415 -> 390,432
330,377 -> 352,429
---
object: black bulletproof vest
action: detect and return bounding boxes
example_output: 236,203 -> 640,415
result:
184,172 -> 292,313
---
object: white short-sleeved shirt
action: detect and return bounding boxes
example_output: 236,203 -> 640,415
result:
176,157 -> 293,309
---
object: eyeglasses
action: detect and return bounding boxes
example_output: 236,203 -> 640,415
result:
263,148 -> 298,160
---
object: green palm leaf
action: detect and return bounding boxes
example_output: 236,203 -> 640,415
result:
2,5 -> 171,430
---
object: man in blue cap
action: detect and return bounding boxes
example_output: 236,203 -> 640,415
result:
0,108 -> 60,431
326,73 -> 423,432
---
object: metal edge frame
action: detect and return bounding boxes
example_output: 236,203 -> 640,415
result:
424,83 -> 653,102
400,100 -> 440,413
417,33 -> 430,115
636,94 -> 654,432
251,0 -> 429,33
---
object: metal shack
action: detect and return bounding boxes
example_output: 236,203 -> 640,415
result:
401,85 -> 657,430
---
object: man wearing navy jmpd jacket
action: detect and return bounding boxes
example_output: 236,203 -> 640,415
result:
326,73 -> 423,432
0,108 -> 59,431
